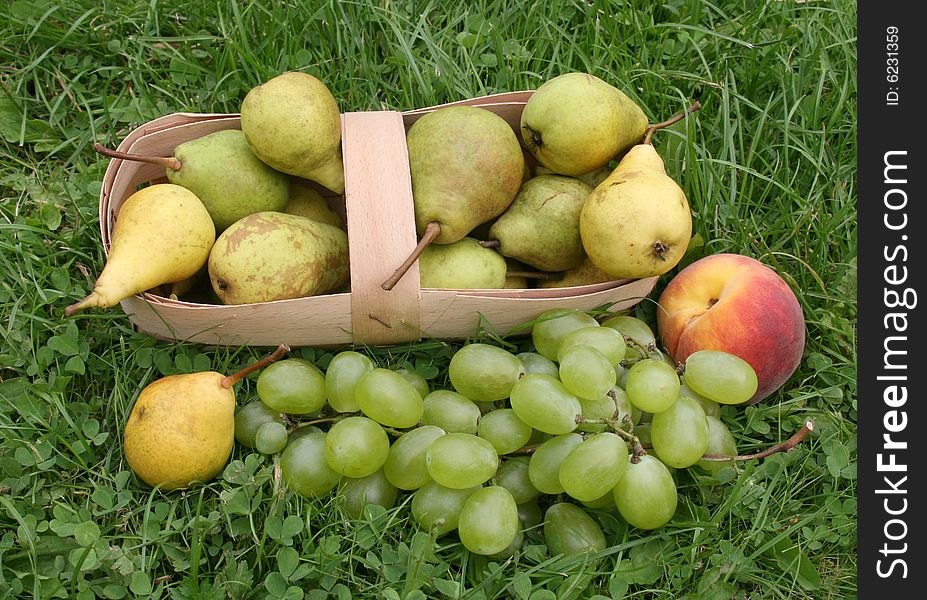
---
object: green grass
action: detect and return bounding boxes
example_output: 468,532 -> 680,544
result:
1,1 -> 856,598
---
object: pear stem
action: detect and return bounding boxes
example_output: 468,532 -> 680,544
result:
220,344 -> 290,389
93,143 -> 182,171
479,239 -> 501,249
381,221 -> 442,291
64,292 -> 101,316
700,419 -> 814,462
642,101 -> 703,145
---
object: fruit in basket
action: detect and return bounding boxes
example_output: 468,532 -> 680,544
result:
579,137 -> 692,279
485,174 -> 592,271
240,71 -> 345,194
536,256 -> 616,288
284,181 -> 344,229
124,345 -> 288,490
381,106 -> 523,290
418,236 -> 507,289
65,183 -> 215,315
520,72 -> 649,176
655,253 -> 806,404
93,130 -> 290,232
207,211 -> 349,304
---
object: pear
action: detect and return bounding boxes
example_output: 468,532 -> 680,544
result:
208,211 -> 349,304
240,72 -> 345,194
93,130 -> 290,231
487,175 -> 592,272
419,237 -> 507,289
66,184 -> 215,315
579,140 -> 692,279
537,256 -> 617,288
283,181 -> 344,229
381,106 -> 523,290
520,72 -> 649,176
124,345 -> 289,490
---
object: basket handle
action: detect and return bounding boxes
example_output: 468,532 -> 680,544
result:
342,111 -> 423,345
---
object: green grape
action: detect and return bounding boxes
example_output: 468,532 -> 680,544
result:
324,351 -> 374,413
527,428 -> 553,446
354,368 -> 424,428
448,343 -> 525,401
288,424 -> 322,443
324,416 -> 390,478
411,481 -> 480,536
531,308 -> 600,360
558,326 -> 627,366
650,395 -> 709,468
559,432 -> 629,502
624,358 -> 680,413
515,352 -> 560,378
613,454 -> 677,530
527,433 -> 583,494
517,501 -> 543,531
337,469 -> 398,519
558,345 -> 617,401
280,432 -> 341,498
254,421 -> 288,455
600,315 -> 656,360
679,379 -> 721,417
382,425 -> 446,490
683,350 -> 758,405
491,456 -> 540,504
458,486 -> 520,555
422,390 -> 481,434
612,386 -> 642,426
581,490 -> 615,509
634,422 -> 653,446
697,416 -> 738,476
396,368 -> 430,399
487,528 -> 523,560
426,433 -> 499,489
544,502 -> 607,556
509,374 -> 582,435
234,400 -> 285,448
256,358 -> 326,415
576,394 -> 612,433
477,408 -> 533,454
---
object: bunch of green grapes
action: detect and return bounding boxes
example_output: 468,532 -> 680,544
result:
233,308 -> 754,557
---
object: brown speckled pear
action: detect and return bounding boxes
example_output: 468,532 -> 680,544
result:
208,211 -> 349,305
124,345 -> 289,490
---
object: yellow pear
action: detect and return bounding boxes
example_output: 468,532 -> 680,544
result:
66,183 -> 215,315
124,345 -> 289,490
579,142 -> 692,279
537,256 -> 617,288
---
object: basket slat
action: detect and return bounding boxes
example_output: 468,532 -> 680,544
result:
342,111 -> 422,344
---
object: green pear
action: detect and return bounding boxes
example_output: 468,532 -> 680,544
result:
93,130 -> 290,232
284,181 -> 344,229
124,345 -> 288,489
419,237 -> 507,289
521,72 -> 648,176
579,143 -> 692,279
240,72 -> 345,193
488,175 -> 592,272
407,106 -> 524,244
65,184 -> 215,315
208,211 -> 349,304
537,256 -> 616,288
166,130 -> 290,230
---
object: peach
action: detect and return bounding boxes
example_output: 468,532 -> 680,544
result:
656,253 -> 805,404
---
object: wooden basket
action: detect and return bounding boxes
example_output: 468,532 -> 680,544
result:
98,91 -> 658,348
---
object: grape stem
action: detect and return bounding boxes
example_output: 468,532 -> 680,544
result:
701,419 -> 815,462
618,336 -> 663,367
